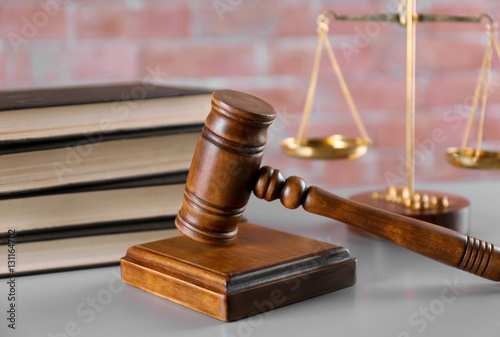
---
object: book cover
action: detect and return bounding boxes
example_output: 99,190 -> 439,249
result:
0,132 -> 199,197
0,83 -> 212,145
0,183 -> 186,240
0,225 -> 182,277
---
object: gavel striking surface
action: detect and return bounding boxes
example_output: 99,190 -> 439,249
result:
121,223 -> 356,321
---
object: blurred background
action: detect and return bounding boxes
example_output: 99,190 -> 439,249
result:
1,0 -> 500,188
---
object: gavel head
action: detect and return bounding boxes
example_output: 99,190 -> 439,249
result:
175,90 -> 276,245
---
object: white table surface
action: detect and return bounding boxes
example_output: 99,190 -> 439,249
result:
2,179 -> 500,337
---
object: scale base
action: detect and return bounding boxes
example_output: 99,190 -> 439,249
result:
121,222 -> 356,322
348,191 -> 470,238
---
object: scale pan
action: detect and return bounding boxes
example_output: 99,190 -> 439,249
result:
281,135 -> 370,159
446,147 -> 500,169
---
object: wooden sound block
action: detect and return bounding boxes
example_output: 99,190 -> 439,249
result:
348,191 -> 470,239
121,222 -> 356,322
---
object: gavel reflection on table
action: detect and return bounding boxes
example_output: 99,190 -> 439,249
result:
121,90 -> 500,322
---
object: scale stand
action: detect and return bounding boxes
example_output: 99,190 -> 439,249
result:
282,0 -> 500,235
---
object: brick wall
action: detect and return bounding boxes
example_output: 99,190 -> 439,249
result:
1,0 -> 500,188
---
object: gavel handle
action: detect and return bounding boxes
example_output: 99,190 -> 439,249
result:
254,166 -> 500,282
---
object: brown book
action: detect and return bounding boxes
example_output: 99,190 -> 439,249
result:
0,183 -> 186,242
0,131 -> 199,197
0,124 -> 203,155
0,82 -> 211,146
0,217 -> 247,277
0,225 -> 182,277
0,84 -> 212,277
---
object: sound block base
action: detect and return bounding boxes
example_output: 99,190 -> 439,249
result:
121,222 -> 356,322
349,190 -> 470,239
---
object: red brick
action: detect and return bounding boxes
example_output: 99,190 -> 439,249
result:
492,7 -> 500,28
422,106 -> 477,146
141,43 -> 256,78
419,40 -> 485,70
65,44 -> 138,81
385,37 -> 486,71
373,120 -> 406,146
312,77 -> 350,113
291,72 -> 428,118
483,116 -> 500,141
324,75 -> 407,110
76,6 -> 190,39
11,49 -> 34,84
425,71 -> 500,107
71,0 -> 132,4
0,50 -> 6,84
267,37 -> 380,76
267,40 -> 316,76
318,159 -> 371,188
250,88 -> 305,119
11,43 -> 138,83
0,5 -> 67,40
246,83 -> 379,129
198,2 -> 313,37
225,84 -> 311,142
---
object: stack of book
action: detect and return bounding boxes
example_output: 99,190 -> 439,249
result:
0,83 -> 212,276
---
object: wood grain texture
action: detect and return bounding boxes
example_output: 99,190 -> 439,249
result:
175,90 -> 276,245
253,166 -> 500,282
0,84 -> 211,145
121,89 -> 499,324
121,222 -> 356,321
175,90 -> 499,283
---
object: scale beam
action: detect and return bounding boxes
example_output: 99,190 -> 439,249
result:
281,0 -> 498,235
325,10 -> 493,26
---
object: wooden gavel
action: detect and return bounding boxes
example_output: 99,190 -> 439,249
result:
175,89 -> 500,282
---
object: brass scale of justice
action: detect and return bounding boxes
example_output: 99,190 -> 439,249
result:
281,0 -> 500,234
